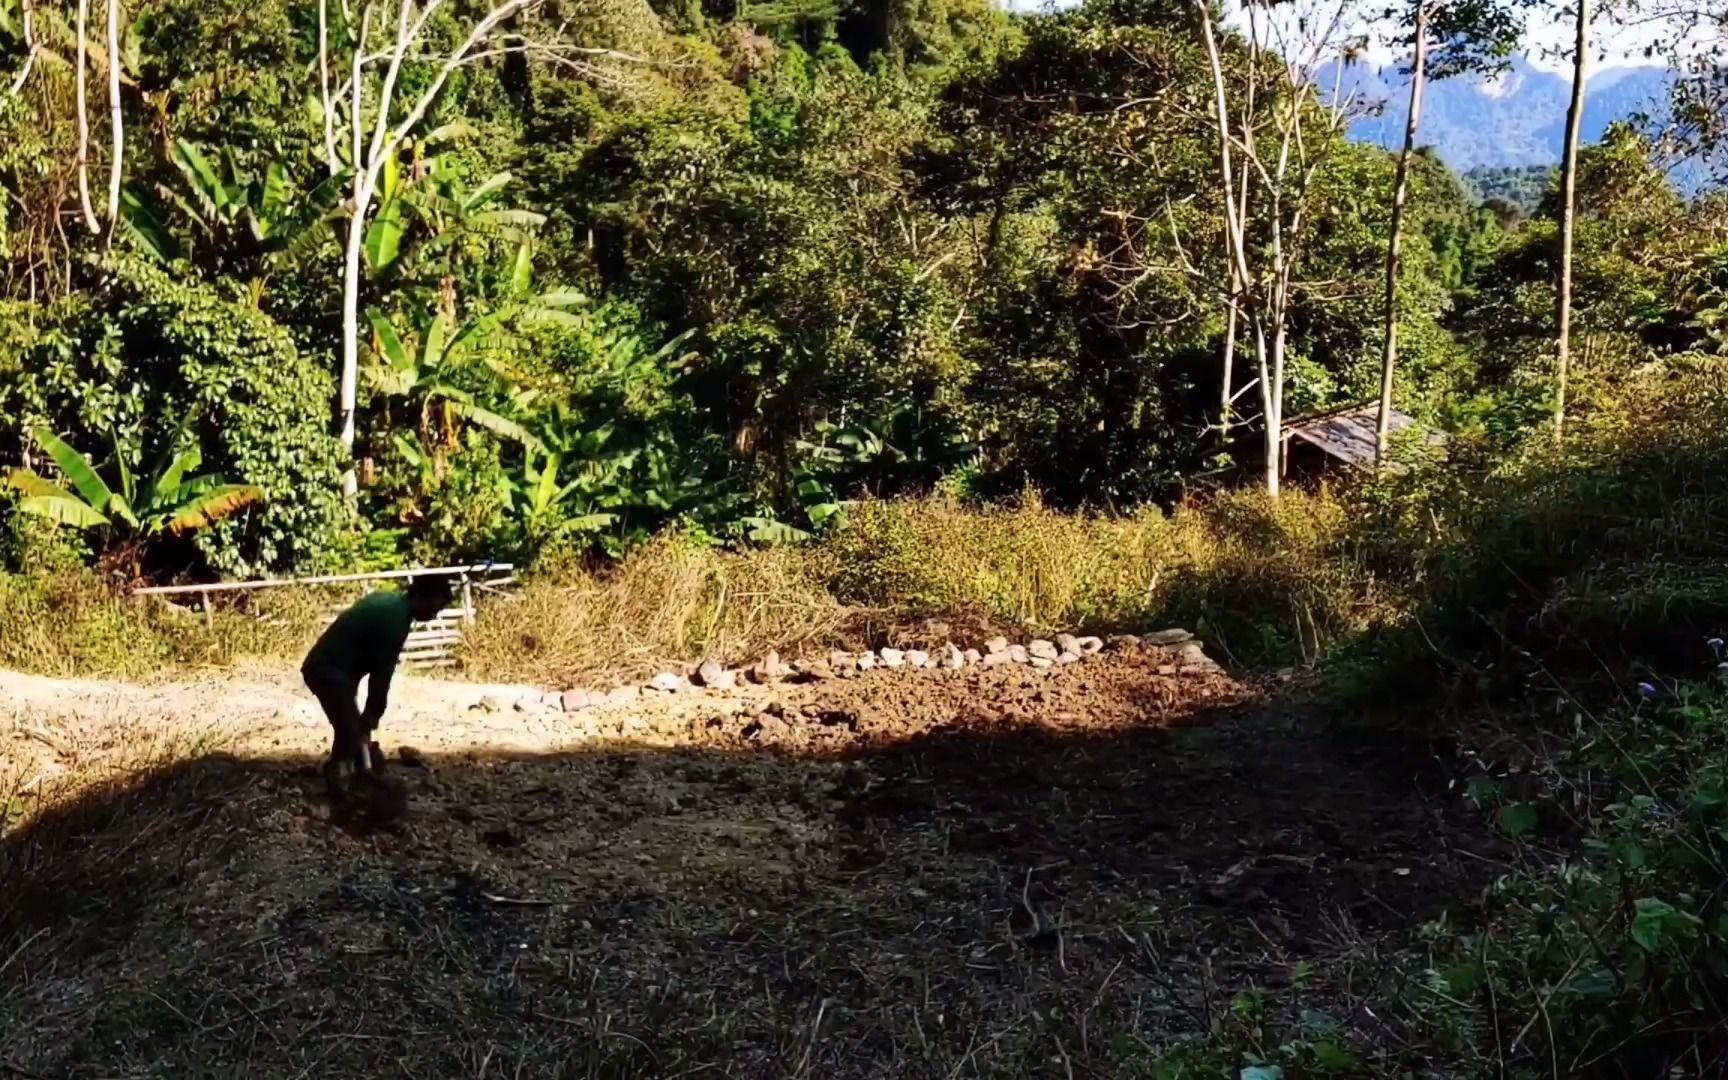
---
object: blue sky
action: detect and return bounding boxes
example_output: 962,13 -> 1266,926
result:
996,1 -> 1701,74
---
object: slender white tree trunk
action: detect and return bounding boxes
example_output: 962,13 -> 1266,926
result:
336,3 -> 375,496
320,0 -> 341,175
1221,296 -> 1238,437
339,179 -> 373,496
9,0 -> 37,93
1555,0 -> 1589,441
1252,322 -> 1277,495
333,0 -> 534,495
75,0 -> 101,233
1377,2 -> 1429,464
1193,0 -> 1276,488
105,0 -> 124,227
1219,159 -> 1250,439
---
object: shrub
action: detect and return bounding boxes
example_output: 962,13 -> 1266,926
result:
0,257 -> 351,576
1411,664 -> 1728,1075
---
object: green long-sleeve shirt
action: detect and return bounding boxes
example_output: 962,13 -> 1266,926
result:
302,590 -> 413,721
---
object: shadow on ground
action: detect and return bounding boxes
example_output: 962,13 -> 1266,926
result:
0,692 -> 1500,1078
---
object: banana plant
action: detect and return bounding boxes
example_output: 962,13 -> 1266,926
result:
364,150 -> 546,280
121,139 -> 348,273
491,404 -> 705,552
504,446 -> 621,547
366,306 -> 549,452
5,424 -> 263,537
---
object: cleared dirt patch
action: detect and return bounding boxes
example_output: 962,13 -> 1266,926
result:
0,647 -> 1502,1077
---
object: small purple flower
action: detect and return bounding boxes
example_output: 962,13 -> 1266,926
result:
1637,681 -> 1659,699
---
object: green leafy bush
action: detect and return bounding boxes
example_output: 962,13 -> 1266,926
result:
1413,666 -> 1728,1075
0,257 -> 351,575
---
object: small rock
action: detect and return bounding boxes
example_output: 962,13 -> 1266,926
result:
829,650 -> 855,670
964,648 -> 982,663
1076,635 -> 1104,655
1009,644 -> 1030,663
1031,657 -> 1055,669
1157,664 -> 1177,676
880,647 -> 905,668
560,689 -> 594,712
1056,633 -> 1081,655
983,651 -> 1013,667
857,652 -> 878,671
696,659 -> 737,690
647,672 -> 686,693
1146,628 -> 1194,646
474,695 -> 503,714
1057,651 -> 1082,665
397,745 -> 428,769
1107,634 -> 1142,650
792,659 -> 832,681
943,644 -> 966,670
985,635 -> 1010,655
604,685 -> 642,706
750,649 -> 790,683
1176,640 -> 1218,669
1029,639 -> 1060,661
906,649 -> 930,668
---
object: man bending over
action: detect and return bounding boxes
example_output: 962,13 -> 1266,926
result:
302,576 -> 453,800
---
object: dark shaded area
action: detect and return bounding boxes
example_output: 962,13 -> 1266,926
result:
1,697 -> 1500,1078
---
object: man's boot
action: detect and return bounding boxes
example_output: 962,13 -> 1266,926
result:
323,756 -> 354,804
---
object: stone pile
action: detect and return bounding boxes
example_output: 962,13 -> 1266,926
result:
471,629 -> 1220,716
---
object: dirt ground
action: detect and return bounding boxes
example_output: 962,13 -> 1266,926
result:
0,644 -> 1502,1078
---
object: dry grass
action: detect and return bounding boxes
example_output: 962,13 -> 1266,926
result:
0,572 -> 407,681
462,534 -> 856,685
462,488 -> 1394,687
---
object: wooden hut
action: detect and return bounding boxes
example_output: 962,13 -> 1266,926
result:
1279,402 -> 1447,482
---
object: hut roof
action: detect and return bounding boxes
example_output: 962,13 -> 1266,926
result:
1284,403 -> 1447,472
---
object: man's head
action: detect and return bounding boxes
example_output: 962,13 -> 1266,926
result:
405,576 -> 454,621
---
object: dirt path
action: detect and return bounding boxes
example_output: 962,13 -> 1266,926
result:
0,645 -> 1503,1078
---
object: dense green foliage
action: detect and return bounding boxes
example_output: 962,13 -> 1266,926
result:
0,0 -> 1723,582
0,0 -> 1573,575
1462,163 -> 1554,218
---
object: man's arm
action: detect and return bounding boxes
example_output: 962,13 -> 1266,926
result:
360,627 -> 409,727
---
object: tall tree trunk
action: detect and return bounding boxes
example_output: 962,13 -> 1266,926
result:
1377,2 -> 1429,465
1219,159 -> 1250,440
1220,295 -> 1238,438
1254,322 -> 1277,495
1555,0 -> 1589,441
74,0 -> 101,233
340,204 -> 366,496
105,0 -> 123,227
319,0 -> 341,175
9,0 -> 37,93
1192,0 -> 1272,487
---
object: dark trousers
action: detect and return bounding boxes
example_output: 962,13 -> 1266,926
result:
303,668 -> 374,772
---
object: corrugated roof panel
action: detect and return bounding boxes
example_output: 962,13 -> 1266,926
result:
1284,405 -> 1446,472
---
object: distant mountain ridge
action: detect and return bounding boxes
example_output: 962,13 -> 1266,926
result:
1330,54 -> 1677,174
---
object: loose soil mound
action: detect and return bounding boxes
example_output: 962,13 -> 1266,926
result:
0,646 -> 1501,1077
